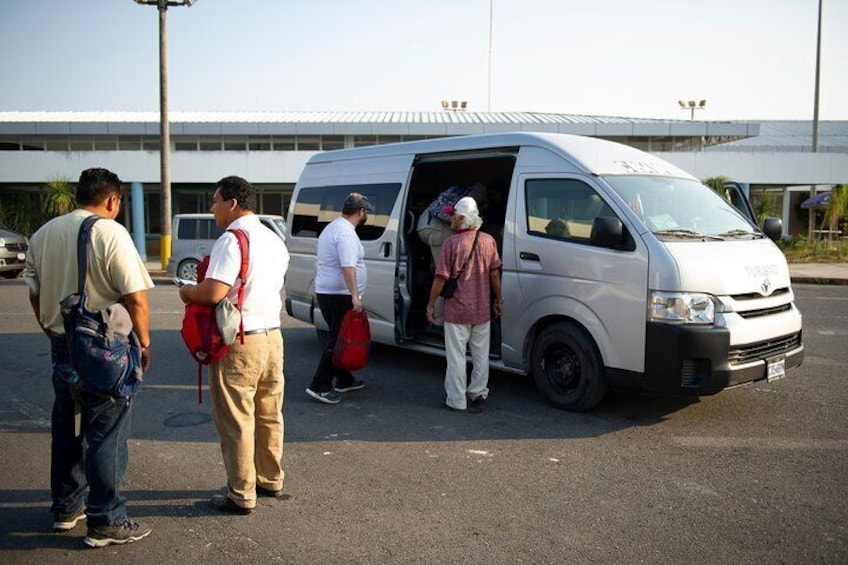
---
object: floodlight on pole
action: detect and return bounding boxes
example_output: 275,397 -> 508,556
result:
679,99 -> 706,121
133,0 -> 197,270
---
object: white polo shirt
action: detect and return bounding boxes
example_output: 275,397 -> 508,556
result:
205,214 -> 290,332
314,216 -> 367,295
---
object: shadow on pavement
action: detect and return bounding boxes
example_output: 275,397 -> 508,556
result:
2,326 -> 700,447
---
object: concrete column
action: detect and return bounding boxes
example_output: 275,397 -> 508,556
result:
131,182 -> 147,260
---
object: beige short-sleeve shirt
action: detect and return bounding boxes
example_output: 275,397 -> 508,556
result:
24,209 -> 154,333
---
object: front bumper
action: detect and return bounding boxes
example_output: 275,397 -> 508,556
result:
640,322 -> 804,395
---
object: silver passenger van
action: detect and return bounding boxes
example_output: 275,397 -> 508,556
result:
284,133 -> 803,411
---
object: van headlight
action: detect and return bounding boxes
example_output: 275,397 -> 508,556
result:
649,291 -> 715,324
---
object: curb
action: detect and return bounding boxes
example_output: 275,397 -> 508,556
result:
790,276 -> 848,286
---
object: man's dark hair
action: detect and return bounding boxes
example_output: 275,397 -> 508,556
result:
216,176 -> 256,211
75,168 -> 123,206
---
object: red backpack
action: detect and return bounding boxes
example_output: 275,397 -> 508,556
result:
180,229 -> 249,403
332,310 -> 371,372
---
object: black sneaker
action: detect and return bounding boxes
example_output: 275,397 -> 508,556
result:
256,485 -> 291,500
53,509 -> 86,532
468,396 -> 487,413
211,494 -> 253,515
334,380 -> 365,393
306,388 -> 341,404
83,519 -> 151,548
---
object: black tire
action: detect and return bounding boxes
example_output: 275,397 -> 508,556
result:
1,270 -> 23,279
315,329 -> 331,347
530,322 -> 607,411
177,259 -> 199,281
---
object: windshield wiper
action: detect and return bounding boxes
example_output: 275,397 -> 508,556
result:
653,229 -> 724,241
717,229 -> 762,239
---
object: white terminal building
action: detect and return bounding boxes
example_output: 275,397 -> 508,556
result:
1,110 -> 846,257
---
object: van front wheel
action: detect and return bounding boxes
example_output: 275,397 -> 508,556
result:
531,323 -> 607,412
177,259 -> 199,282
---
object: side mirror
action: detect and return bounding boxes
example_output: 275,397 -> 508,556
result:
761,217 -> 782,242
591,217 -> 625,249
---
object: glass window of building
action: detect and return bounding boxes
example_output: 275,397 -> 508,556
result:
93,137 -> 118,150
273,137 -> 295,150
119,138 -> 142,150
175,140 -> 198,151
353,135 -> 377,147
21,137 -> 45,151
297,136 -> 320,150
45,138 -> 69,151
322,136 -> 344,150
248,138 -> 271,151
224,141 -> 245,151
199,139 -> 220,151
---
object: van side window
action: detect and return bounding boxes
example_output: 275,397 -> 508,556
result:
525,179 -> 615,244
205,220 -> 224,240
177,219 -> 197,240
291,183 -> 402,240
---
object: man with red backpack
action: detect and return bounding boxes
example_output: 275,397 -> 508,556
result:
179,176 -> 289,514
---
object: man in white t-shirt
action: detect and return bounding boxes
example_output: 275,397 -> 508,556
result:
306,192 -> 374,404
24,167 -> 154,547
179,176 -> 290,515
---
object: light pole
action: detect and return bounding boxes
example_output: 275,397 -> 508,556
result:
134,0 -> 197,270
487,0 -> 493,112
678,99 -> 706,121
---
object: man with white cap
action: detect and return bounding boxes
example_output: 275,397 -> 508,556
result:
425,196 -> 504,412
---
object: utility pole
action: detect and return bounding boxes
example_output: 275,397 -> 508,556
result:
134,0 -> 197,269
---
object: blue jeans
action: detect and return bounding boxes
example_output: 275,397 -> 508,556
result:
50,335 -> 133,527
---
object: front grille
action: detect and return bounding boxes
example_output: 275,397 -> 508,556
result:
728,332 -> 802,365
730,287 -> 789,301
737,304 -> 792,319
4,242 -> 27,252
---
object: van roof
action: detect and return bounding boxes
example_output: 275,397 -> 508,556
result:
306,132 -> 697,180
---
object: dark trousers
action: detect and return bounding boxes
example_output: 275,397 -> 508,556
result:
309,294 -> 357,393
50,335 -> 133,527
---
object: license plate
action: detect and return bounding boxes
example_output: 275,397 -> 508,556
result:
17,253 -> 25,261
767,357 -> 786,382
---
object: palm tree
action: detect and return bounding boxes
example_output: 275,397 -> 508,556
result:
702,176 -> 729,196
823,185 -> 847,253
44,176 -> 75,217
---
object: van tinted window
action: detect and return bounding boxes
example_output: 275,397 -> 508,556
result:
291,183 -> 401,240
177,219 -> 197,240
176,218 -> 224,240
525,179 -> 615,244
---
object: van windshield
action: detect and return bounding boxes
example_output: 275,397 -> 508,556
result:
602,175 -> 761,240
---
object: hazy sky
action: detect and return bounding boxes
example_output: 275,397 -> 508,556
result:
1,0 -> 846,121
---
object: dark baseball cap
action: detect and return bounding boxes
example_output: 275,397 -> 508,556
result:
344,192 -> 375,212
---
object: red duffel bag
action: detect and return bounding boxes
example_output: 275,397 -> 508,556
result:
332,310 -> 371,372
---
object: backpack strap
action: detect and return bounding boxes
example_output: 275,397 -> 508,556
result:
76,215 -> 102,296
227,229 -> 250,344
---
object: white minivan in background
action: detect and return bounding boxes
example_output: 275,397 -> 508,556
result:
166,213 -> 287,280
284,132 -> 803,411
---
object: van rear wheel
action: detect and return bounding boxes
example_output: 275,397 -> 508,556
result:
177,259 -> 199,281
531,322 -> 607,411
